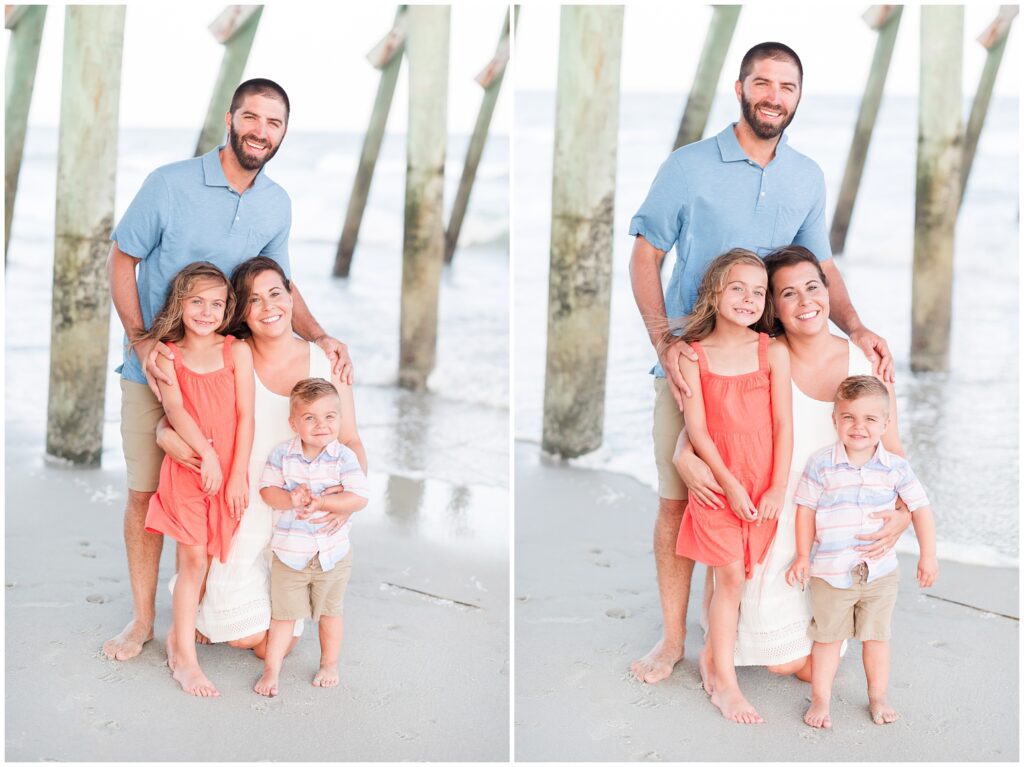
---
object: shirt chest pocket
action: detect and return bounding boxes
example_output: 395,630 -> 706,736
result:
771,206 -> 806,248
228,223 -> 272,257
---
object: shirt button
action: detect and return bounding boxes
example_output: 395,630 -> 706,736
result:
235,216 -> 240,221
760,192 -> 765,197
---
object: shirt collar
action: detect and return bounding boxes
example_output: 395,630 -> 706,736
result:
715,122 -> 789,164
832,439 -> 891,468
286,435 -> 342,462
202,145 -> 268,189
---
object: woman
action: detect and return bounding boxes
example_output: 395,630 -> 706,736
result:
158,256 -> 365,661
674,245 -> 912,690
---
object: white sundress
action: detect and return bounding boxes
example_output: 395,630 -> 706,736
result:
193,343 -> 330,642
733,341 -> 872,666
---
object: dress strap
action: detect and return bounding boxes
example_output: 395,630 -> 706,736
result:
757,332 -> 769,372
690,339 -> 709,375
222,334 -> 235,371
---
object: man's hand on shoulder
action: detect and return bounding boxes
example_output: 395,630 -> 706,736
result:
848,325 -> 894,383
315,335 -> 353,385
136,338 -> 175,401
657,338 -> 697,409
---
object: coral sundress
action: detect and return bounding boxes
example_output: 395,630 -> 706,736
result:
145,335 -> 241,563
675,332 -> 778,578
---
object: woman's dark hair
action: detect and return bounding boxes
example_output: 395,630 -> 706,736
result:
763,245 -> 828,335
228,256 -> 291,338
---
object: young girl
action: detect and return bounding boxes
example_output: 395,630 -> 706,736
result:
669,249 -> 792,724
138,262 -> 255,697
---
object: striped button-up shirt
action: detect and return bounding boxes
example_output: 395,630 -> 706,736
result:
794,441 -> 929,588
260,437 -> 369,572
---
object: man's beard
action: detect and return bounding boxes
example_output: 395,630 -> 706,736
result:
740,92 -> 798,140
228,124 -> 280,171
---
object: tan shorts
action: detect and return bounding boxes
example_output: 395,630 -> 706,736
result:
652,377 -> 688,501
808,564 -> 900,643
271,551 -> 353,621
120,379 -> 165,493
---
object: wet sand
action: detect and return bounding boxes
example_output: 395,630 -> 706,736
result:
4,444 -> 509,762
514,442 -> 1019,762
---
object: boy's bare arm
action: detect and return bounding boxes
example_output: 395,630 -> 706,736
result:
911,504 -> 938,587
260,486 -> 295,510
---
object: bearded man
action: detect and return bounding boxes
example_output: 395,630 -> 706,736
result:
103,78 -> 351,660
627,43 -> 893,683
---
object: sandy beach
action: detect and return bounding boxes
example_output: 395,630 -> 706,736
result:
4,434 -> 509,762
514,442 -> 1019,762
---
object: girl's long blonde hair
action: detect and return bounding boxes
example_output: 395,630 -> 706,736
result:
662,249 -> 775,350
133,262 -> 235,345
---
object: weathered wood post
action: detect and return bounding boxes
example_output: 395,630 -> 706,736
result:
46,6 -> 126,464
911,6 -> 963,373
398,6 -> 450,390
5,5 -> 47,259
194,5 -> 263,157
674,5 -> 740,150
829,5 -> 902,255
541,6 -> 624,457
444,7 -> 513,264
334,6 -> 408,277
961,5 -> 1018,206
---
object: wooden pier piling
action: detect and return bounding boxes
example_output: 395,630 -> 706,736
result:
542,5 -> 624,458
673,5 -> 740,150
829,5 -> 902,255
444,7 -> 513,264
5,5 -> 47,259
911,6 -> 963,373
334,6 -> 408,278
961,5 -> 1018,206
398,6 -> 450,390
194,5 -> 263,157
46,6 -> 126,465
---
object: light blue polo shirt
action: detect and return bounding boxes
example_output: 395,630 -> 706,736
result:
629,123 -> 831,377
111,145 -> 291,384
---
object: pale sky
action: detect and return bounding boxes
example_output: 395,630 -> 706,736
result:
10,2 -> 512,135
516,3 -> 1020,98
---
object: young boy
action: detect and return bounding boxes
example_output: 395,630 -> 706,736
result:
786,375 -> 937,729
255,377 -> 369,696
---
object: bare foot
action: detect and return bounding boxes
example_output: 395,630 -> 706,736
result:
869,690 -> 898,724
710,685 -> 764,724
629,638 -> 684,684
698,645 -> 715,694
195,629 -> 211,645
101,619 -> 153,661
172,663 -> 220,697
804,696 -> 832,728
254,668 -> 279,697
312,664 -> 339,688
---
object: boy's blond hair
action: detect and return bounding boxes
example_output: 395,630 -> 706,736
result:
289,377 -> 340,413
834,375 -> 889,410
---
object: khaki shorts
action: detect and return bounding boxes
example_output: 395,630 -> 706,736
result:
652,377 -> 688,501
808,564 -> 900,643
271,551 -> 353,621
120,379 -> 165,493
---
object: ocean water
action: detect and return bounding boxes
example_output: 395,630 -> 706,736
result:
5,127 -> 509,556
514,91 -> 1019,566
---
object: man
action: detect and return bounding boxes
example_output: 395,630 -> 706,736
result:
627,43 -> 893,683
102,78 -> 351,661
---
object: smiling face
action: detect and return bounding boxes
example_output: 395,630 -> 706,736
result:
225,93 -> 288,172
244,269 -> 294,339
181,279 -> 229,338
771,261 -> 830,337
833,394 -> 889,454
736,57 -> 801,140
289,394 -> 342,452
716,262 -> 768,328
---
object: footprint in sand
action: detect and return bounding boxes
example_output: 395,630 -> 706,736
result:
80,551 -> 97,559
639,751 -> 662,762
394,730 -> 419,741
86,594 -> 109,604
590,547 -> 602,554
593,559 -> 612,568
605,607 -> 631,619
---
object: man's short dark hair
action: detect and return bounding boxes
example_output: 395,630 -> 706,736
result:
738,42 -> 803,86
229,78 -> 290,121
